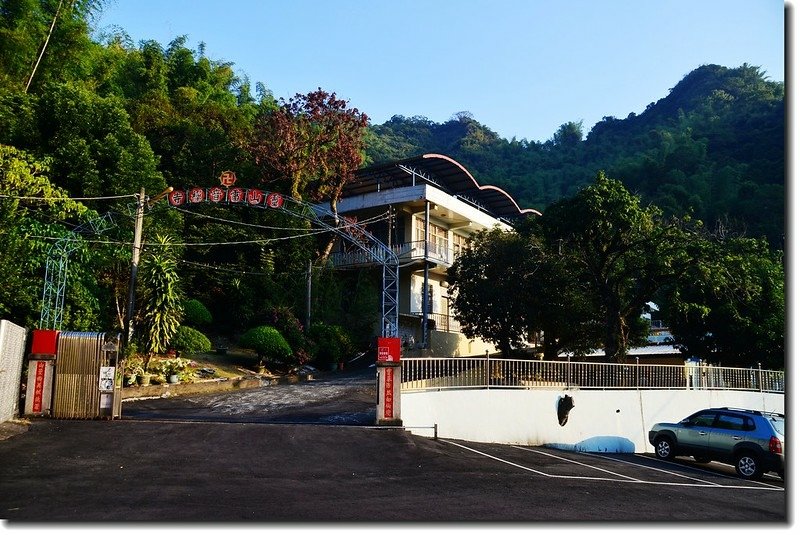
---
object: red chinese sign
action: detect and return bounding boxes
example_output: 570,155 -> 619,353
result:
377,337 -> 401,362
32,361 -> 46,413
384,370 -> 394,418
227,187 -> 245,204
168,190 -> 186,206
266,192 -> 284,208
246,188 -> 264,205
167,184 -> 285,210
208,186 -> 226,203
188,187 -> 206,203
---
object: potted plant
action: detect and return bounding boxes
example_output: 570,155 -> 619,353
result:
161,356 -> 191,383
123,355 -> 144,386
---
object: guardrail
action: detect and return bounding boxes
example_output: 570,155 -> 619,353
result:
330,240 -> 455,268
400,357 -> 785,393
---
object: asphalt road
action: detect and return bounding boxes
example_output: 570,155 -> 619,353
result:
0,368 -> 787,523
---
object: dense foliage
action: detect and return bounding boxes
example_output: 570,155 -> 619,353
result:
366,65 -> 784,249
451,175 -> 784,366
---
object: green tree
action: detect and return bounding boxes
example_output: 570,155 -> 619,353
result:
662,236 -> 784,368
0,144 -> 88,325
543,173 -> 699,362
516,217 -> 604,359
448,227 -> 532,358
138,234 -> 183,365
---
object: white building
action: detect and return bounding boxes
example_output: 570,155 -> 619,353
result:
328,153 -> 539,357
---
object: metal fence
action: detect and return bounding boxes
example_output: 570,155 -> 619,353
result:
400,357 -> 785,393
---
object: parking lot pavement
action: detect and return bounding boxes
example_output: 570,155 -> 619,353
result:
441,440 -> 786,490
0,418 -> 786,523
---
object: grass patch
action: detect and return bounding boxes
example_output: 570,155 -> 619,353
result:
183,347 -> 261,379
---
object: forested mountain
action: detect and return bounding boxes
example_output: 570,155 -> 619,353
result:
366,64 -> 785,248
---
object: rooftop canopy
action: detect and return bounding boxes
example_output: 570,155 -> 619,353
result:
347,153 -> 541,220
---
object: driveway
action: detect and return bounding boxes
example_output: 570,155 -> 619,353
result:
0,368 -> 786,522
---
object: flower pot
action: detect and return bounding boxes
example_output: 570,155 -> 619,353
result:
138,373 -> 151,386
168,374 -> 179,384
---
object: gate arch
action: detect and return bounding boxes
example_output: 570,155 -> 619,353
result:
167,186 -> 399,338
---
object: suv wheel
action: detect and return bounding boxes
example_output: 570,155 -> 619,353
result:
654,436 -> 675,460
735,452 -> 763,480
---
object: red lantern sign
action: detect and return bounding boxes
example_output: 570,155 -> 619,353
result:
247,188 -> 264,205
227,187 -> 245,204
208,186 -> 226,203
188,187 -> 206,203
266,192 -> 284,208
168,190 -> 186,206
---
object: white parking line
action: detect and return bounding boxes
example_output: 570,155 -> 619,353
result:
441,440 -> 784,491
509,445 -> 642,482
578,451 -> 725,486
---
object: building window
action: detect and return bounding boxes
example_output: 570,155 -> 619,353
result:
453,233 -> 469,257
416,218 -> 449,252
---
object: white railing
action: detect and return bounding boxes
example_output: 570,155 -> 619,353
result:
330,240 -> 454,267
400,357 -> 785,393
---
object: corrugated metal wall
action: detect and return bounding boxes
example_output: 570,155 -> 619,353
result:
0,320 -> 27,422
52,332 -> 121,419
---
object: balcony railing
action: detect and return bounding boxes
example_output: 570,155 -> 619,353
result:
413,312 -> 461,333
330,240 -> 455,268
400,357 -> 785,393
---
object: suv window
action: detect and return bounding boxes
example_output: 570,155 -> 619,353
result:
686,412 -> 716,426
715,414 -> 753,431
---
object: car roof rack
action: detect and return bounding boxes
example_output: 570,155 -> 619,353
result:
712,407 -> 762,415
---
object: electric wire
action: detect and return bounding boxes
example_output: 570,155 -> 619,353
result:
0,193 -> 137,201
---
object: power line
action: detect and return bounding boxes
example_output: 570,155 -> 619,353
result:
26,230 -> 330,248
0,193 -> 138,201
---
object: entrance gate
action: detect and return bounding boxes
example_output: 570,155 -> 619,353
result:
167,185 -> 400,338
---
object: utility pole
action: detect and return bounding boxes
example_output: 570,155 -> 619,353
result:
306,259 -> 312,331
421,201 -> 430,349
124,188 -> 145,344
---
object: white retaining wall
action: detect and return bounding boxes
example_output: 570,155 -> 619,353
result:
400,388 -> 785,453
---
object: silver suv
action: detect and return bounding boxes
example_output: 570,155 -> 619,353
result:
649,407 -> 784,480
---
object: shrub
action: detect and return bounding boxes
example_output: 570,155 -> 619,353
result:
264,305 -> 306,352
307,323 -> 353,365
183,299 -> 213,327
170,325 -> 212,355
239,326 -> 293,366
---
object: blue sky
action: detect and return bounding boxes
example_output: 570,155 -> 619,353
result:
91,0 -> 785,143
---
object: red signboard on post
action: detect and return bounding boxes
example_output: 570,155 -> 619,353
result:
377,337 -> 401,362
32,361 -> 46,413
384,370 -> 394,418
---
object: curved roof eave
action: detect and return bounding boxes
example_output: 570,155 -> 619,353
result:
349,153 -> 541,219
421,154 -> 542,218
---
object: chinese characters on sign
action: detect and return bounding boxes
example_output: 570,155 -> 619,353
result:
377,337 -> 401,362
384,370 -> 394,418
32,361 -> 46,413
168,186 -> 284,210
